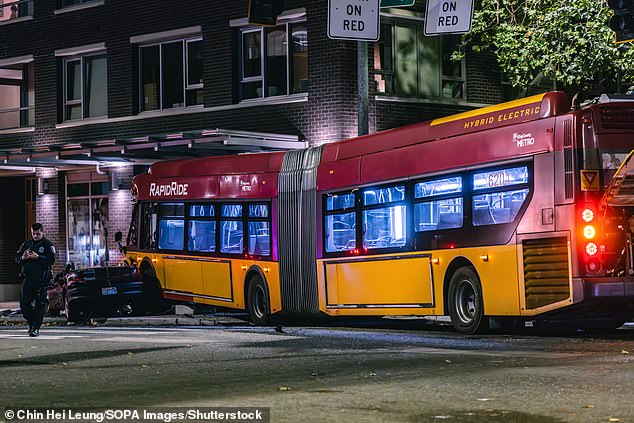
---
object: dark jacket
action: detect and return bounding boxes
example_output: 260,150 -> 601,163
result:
15,237 -> 56,282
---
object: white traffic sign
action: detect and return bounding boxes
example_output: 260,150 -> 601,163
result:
424,0 -> 474,36
328,0 -> 380,42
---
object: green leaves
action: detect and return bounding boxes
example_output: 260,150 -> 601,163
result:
461,0 -> 634,91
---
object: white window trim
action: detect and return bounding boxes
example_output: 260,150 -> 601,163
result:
0,54 -> 33,67
0,16 -> 33,26
130,26 -> 202,44
54,94 -> 308,129
375,95 -> 490,109
0,126 -> 35,135
55,43 -> 106,57
229,8 -> 306,28
54,0 -> 104,15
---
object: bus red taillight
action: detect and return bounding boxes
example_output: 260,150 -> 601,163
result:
585,242 -> 598,256
583,225 -> 596,239
581,208 -> 594,223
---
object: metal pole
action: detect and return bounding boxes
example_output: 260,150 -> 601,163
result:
358,41 -> 369,136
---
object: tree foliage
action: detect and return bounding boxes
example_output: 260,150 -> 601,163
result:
457,0 -> 634,91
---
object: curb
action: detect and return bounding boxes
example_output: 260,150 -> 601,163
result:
0,314 -> 247,327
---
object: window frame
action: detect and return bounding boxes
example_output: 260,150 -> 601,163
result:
138,36 -> 203,112
323,189 -> 359,256
238,19 -> 308,101
186,203 -> 217,253
157,202 -> 186,252
360,182 -> 409,252
470,164 -> 532,227
413,174 -> 465,234
0,60 -> 34,129
373,18 -> 466,100
62,52 -> 107,121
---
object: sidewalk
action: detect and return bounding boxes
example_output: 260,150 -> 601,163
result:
0,301 -> 246,327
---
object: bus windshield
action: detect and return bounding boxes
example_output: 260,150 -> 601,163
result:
601,151 -> 630,187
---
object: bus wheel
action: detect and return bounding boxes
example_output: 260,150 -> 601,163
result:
247,274 -> 271,326
448,267 -> 487,334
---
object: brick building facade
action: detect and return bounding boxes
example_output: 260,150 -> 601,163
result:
0,0 -> 506,300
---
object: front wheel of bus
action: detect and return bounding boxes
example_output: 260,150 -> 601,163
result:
247,274 -> 271,326
448,267 -> 487,334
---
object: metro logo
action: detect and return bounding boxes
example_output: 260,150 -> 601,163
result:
149,182 -> 189,197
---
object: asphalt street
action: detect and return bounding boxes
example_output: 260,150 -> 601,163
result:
0,323 -> 633,423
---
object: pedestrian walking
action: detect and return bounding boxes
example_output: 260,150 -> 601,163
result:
15,223 -> 56,337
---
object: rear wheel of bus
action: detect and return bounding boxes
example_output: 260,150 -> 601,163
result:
247,274 -> 272,326
448,267 -> 488,334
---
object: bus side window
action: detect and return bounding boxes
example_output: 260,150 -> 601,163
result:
221,220 -> 244,254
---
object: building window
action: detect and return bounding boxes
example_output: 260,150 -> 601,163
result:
1,0 -> 34,21
58,0 -> 98,8
63,54 -> 107,120
140,38 -> 203,112
373,21 -> 465,99
240,21 -> 308,100
0,61 -> 34,129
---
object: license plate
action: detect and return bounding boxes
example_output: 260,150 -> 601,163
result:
101,287 -> 117,296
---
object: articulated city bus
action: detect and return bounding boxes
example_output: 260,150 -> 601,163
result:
126,92 -> 634,333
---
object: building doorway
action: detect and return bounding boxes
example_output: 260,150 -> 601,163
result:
66,172 -> 109,269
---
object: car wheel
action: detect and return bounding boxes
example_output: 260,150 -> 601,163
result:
141,265 -> 169,314
448,267 -> 488,334
64,293 -> 82,323
47,300 -> 61,317
247,274 -> 272,326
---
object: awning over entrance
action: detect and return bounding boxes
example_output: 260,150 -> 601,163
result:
0,129 -> 307,173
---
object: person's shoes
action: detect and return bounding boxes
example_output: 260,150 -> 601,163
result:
27,326 -> 33,335
29,329 -> 39,337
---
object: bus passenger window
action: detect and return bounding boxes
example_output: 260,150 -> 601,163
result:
326,193 -> 355,211
158,219 -> 184,250
221,220 -> 244,254
325,212 -> 356,252
362,205 -> 406,249
190,204 -> 215,217
249,204 -> 269,218
248,221 -> 270,256
473,189 -> 529,226
188,220 -> 216,252
414,198 -> 463,232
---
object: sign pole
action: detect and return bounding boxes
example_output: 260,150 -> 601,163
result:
358,41 -> 369,137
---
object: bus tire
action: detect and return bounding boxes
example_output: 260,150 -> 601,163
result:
247,274 -> 272,326
448,267 -> 488,334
